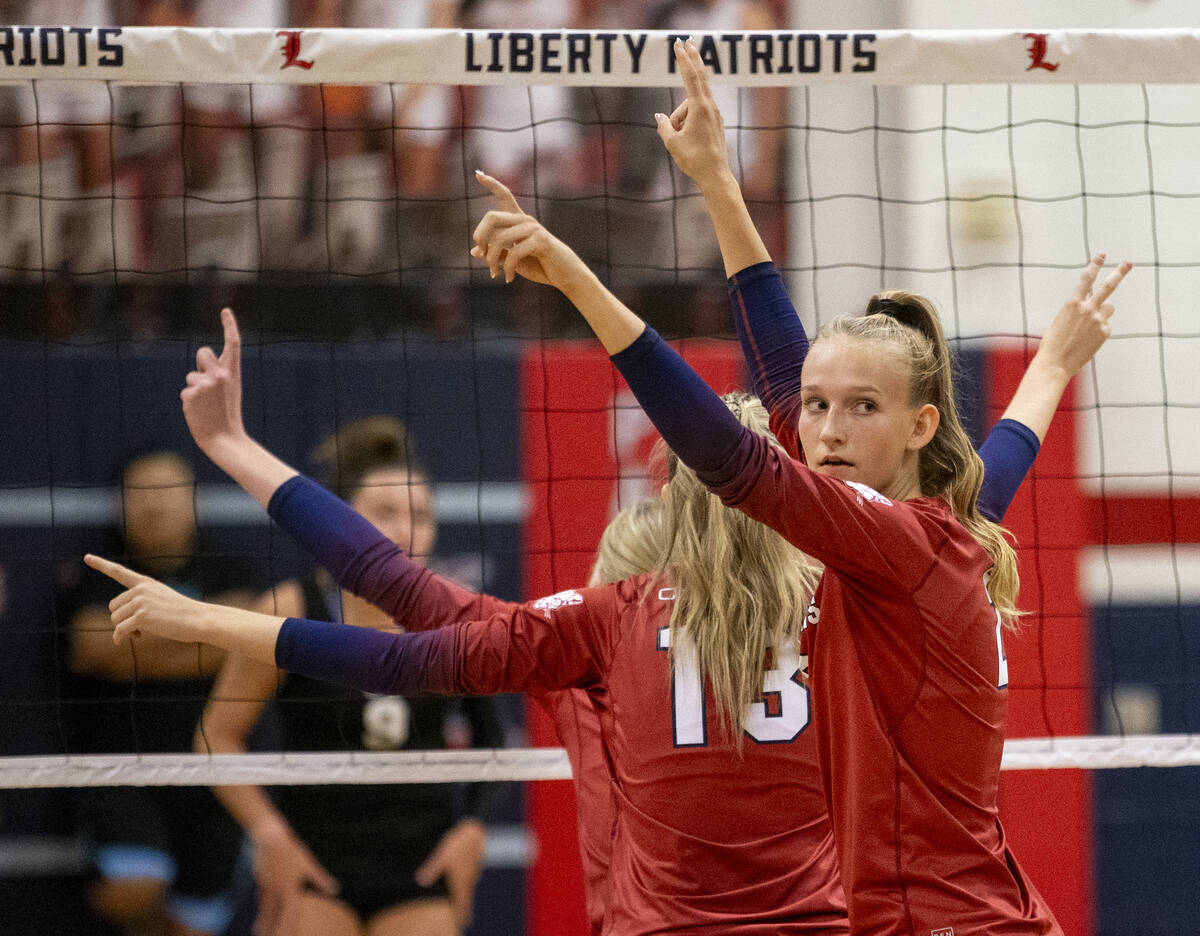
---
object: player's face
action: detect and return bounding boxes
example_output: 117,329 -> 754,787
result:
121,453 -> 197,558
797,336 -> 930,500
351,467 -> 436,563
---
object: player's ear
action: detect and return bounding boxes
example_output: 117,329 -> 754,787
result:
907,403 -> 940,451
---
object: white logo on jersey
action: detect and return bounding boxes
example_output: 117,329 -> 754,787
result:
798,600 -> 818,681
657,587 -> 677,601
532,589 -> 584,613
931,928 -> 954,936
844,480 -> 893,507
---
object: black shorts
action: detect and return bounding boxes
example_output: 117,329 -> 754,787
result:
281,787 -> 454,921
73,785 -> 244,901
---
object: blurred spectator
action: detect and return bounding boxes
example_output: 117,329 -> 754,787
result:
62,448 -> 267,936
165,0 -> 301,276
354,0 -> 461,201
113,0 -> 195,280
565,0 -> 783,338
550,0 -> 784,334
0,0 -> 787,339
287,0 -> 384,275
638,0 -> 783,282
463,0 -> 581,198
1,0 -> 134,278
302,0 -> 469,279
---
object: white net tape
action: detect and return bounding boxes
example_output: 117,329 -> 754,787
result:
2,27 -> 1199,87
3,736 -> 1198,788
1,748 -> 573,789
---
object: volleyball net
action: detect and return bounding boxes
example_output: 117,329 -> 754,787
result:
1,27 -> 1198,776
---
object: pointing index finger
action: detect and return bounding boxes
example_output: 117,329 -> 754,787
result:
220,308 -> 241,380
84,554 -> 148,589
474,170 -> 523,214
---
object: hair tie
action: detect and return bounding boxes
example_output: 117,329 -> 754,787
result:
867,296 -> 903,317
869,295 -> 930,334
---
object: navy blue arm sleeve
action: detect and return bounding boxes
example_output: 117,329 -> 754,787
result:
267,475 -> 391,584
976,418 -> 1041,523
610,326 -> 752,486
729,261 -> 808,411
276,616 -> 450,697
266,474 -> 437,618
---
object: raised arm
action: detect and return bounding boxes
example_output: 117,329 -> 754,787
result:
266,475 -> 514,628
976,253 -> 1131,521
471,170 -> 645,356
84,554 -> 609,699
657,39 -> 808,454
470,173 -> 760,489
655,38 -> 769,278
996,253 -> 1130,443
727,263 -> 808,458
181,307 -> 298,508
718,257 -> 1130,522
470,173 -> 1145,574
181,309 -> 516,629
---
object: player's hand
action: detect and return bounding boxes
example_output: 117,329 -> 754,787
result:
251,819 -> 340,936
182,307 -> 248,456
1038,253 -> 1132,378
655,37 -> 732,190
471,171 -> 584,287
414,817 -> 486,929
83,554 -> 209,645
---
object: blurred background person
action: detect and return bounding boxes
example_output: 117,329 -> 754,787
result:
198,416 -> 502,936
1,0 -> 133,279
166,0 -> 300,276
462,0 -> 582,199
62,447 -> 266,936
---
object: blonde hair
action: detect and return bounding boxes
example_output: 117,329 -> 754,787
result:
820,292 -> 1022,625
661,392 -> 821,749
588,498 -> 666,587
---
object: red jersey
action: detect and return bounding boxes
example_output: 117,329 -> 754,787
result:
537,689 -> 614,935
405,573 -> 846,935
712,439 -> 1062,936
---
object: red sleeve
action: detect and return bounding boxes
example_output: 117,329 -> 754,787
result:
397,568 -> 522,634
711,433 -> 948,594
447,585 -> 618,696
278,583 -> 622,698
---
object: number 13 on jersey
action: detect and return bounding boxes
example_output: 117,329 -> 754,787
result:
657,627 -> 810,747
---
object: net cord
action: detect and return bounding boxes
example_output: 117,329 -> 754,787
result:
2,735 -> 1198,789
